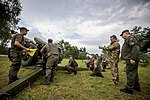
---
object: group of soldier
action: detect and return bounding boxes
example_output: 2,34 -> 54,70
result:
8,27 -> 140,94
98,30 -> 141,94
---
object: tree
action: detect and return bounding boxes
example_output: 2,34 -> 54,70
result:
55,40 -> 88,59
130,26 -> 150,52
0,0 -> 22,54
130,26 -> 150,67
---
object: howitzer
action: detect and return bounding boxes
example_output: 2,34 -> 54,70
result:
21,37 -> 63,67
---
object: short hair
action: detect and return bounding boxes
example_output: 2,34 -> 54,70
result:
19,27 -> 29,31
110,35 -> 117,39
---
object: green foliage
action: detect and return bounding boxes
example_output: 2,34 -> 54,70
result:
139,53 -> 150,67
56,40 -> 87,59
130,26 -> 150,52
0,0 -> 22,54
130,26 -> 150,66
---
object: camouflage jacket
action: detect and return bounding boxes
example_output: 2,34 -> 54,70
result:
121,35 -> 140,60
103,41 -> 120,62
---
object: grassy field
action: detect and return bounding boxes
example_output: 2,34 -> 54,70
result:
0,56 -> 37,89
0,56 -> 150,100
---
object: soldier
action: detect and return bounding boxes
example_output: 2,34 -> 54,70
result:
120,30 -> 141,94
40,39 -> 59,85
65,55 -> 78,75
90,55 -> 104,78
8,27 -> 30,84
99,35 -> 120,85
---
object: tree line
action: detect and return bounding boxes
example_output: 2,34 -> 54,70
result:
55,39 -> 87,59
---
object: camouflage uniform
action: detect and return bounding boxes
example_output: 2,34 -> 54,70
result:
65,59 -> 78,75
121,35 -> 140,90
40,43 -> 59,83
9,34 -> 24,83
103,41 -> 120,83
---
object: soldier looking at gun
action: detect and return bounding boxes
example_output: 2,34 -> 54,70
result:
8,27 -> 30,84
99,35 -> 120,85
40,39 -> 59,85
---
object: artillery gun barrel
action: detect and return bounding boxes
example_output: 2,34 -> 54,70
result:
34,37 -> 47,45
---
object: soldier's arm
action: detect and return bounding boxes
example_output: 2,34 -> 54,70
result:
40,45 -> 47,54
129,38 -> 139,60
15,35 -> 30,52
103,43 -> 119,51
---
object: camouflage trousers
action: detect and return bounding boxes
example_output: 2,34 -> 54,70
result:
45,55 -> 59,81
110,60 -> 119,83
9,51 -> 21,83
125,60 -> 140,89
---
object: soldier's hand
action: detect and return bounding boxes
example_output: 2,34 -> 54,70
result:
130,59 -> 136,65
24,48 -> 30,52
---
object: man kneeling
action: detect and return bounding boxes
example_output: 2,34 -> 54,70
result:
90,55 -> 104,78
65,55 -> 78,75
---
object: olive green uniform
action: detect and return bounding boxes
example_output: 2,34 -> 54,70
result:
65,59 -> 78,74
41,43 -> 59,83
103,41 -> 120,83
9,34 -> 24,83
121,35 -> 140,90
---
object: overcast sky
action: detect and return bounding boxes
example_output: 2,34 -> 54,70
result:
18,0 -> 150,54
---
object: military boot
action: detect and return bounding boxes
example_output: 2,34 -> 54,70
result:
120,87 -> 133,94
43,76 -> 51,85
133,87 -> 141,92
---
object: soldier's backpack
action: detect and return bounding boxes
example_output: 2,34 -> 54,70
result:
8,34 -> 24,61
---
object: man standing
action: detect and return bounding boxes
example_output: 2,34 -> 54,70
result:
120,30 -> 141,94
65,55 -> 78,75
8,27 -> 30,84
40,39 -> 59,85
99,35 -> 120,85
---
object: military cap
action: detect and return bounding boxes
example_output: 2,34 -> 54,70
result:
120,30 -> 130,36
110,35 -> 117,39
19,27 -> 29,31
48,38 -> 53,43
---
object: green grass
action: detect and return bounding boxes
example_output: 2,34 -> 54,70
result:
0,56 -> 36,89
0,57 -> 150,100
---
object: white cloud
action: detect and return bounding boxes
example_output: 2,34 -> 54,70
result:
19,0 -> 150,54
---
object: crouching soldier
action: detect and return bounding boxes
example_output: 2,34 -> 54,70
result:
65,55 -> 78,75
40,39 -> 59,85
90,55 -> 104,78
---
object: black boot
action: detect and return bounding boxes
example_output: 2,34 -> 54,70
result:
96,73 -> 104,78
50,77 -> 53,82
74,71 -> 77,75
133,87 -> 141,92
43,76 -> 50,85
120,87 -> 133,94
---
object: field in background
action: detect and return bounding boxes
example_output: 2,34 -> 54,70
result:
0,56 -> 150,100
